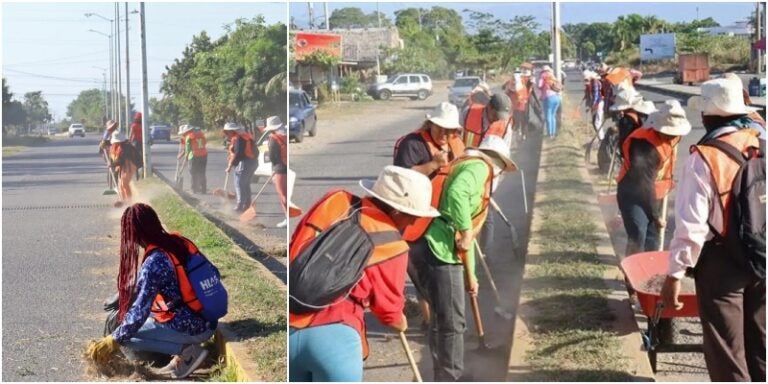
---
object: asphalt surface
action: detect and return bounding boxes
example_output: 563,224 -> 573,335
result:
289,83 -> 542,381
3,134 -> 126,381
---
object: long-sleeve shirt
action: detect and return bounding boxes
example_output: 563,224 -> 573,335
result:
425,158 -> 490,282
112,249 -> 211,343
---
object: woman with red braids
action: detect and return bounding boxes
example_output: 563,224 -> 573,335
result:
87,203 -> 215,379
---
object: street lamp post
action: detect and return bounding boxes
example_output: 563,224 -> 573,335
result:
124,2 -> 131,130
85,12 -> 115,120
115,3 -> 123,132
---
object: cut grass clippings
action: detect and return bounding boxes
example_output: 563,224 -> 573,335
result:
520,96 -> 631,381
138,178 -> 286,382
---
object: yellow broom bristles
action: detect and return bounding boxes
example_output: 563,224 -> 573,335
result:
84,335 -> 121,366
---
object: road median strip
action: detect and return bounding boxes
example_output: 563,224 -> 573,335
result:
135,177 -> 286,382
507,96 -> 654,381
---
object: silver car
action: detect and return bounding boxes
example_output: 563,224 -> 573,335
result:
448,76 -> 482,105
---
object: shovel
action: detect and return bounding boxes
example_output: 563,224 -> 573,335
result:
489,199 -> 521,258
474,240 -> 514,320
657,194 -> 669,252
458,249 -> 501,352
239,173 -> 275,223
399,332 -> 423,382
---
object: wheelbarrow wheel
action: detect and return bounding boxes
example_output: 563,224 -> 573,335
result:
656,318 -> 679,346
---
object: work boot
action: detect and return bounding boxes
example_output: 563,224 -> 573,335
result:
170,344 -> 208,379
276,219 -> 288,228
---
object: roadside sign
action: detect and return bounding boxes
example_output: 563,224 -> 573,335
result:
640,33 -> 676,61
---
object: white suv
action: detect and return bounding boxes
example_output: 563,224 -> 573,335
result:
68,123 -> 85,138
369,74 -> 433,101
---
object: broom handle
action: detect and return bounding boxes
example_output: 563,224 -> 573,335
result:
223,171 -> 230,192
249,173 -> 274,205
459,249 -> 485,339
474,240 -> 502,304
399,332 -> 423,382
657,194 -> 669,252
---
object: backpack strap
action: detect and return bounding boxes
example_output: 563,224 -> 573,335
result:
700,139 -> 747,166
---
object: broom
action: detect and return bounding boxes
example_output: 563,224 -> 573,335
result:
101,149 -> 118,196
239,173 -> 274,223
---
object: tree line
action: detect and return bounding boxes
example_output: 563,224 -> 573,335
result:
3,78 -> 53,137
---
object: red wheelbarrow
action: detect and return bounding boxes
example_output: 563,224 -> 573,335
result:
620,251 -> 702,372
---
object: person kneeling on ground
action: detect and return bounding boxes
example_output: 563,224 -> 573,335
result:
87,203 -> 222,379
288,166 -> 440,382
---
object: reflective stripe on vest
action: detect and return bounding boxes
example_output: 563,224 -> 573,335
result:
289,191 -> 409,331
187,131 -> 207,157
463,104 -> 486,147
396,130 -> 465,241
146,238 -> 203,323
692,129 -> 761,236
616,128 -> 678,199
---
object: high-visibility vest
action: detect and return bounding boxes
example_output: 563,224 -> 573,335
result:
616,128 -> 678,199
271,132 -> 288,165
228,132 -> 255,162
147,238 -> 204,323
393,129 -> 465,241
288,190 -> 409,358
463,104 -> 487,147
692,129 -> 761,236
188,131 -> 208,158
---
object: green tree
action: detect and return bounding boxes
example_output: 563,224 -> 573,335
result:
149,96 -> 181,126
2,78 -> 26,136
329,7 -> 373,29
22,91 -> 51,132
67,89 -> 110,130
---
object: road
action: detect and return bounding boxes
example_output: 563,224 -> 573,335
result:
289,82 -> 543,381
3,134 -> 125,381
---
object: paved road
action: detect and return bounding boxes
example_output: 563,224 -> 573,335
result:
2,133 -> 124,381
289,82 -> 543,381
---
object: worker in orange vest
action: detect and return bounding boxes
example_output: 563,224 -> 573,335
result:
462,91 -> 513,148
264,116 -> 289,228
178,125 -> 208,194
662,78 -> 765,382
504,73 -> 532,141
223,122 -> 257,212
288,166 -> 439,381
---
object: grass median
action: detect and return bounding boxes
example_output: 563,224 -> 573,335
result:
137,178 -> 286,381
2,134 -> 50,157
518,97 -> 633,381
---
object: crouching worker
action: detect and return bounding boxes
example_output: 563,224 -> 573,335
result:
85,203 -> 227,379
288,166 -> 440,382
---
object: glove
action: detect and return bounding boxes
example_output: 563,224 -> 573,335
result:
84,335 -> 120,366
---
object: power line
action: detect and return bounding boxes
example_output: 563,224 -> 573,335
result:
3,68 -> 101,83
2,49 -> 106,66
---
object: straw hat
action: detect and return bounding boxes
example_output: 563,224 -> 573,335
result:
223,122 -> 242,131
110,131 -> 127,144
610,88 -> 642,111
471,135 -> 518,172
105,120 -> 118,131
687,78 -> 758,117
264,116 -> 284,131
643,100 -> 691,137
359,166 -> 440,218
426,102 -> 462,130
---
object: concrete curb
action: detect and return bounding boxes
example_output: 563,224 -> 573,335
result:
506,131 -> 655,381
148,169 -> 283,382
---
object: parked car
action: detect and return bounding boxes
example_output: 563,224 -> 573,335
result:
368,73 -> 433,101
149,124 -> 172,143
67,123 -> 85,138
448,76 -> 482,105
289,89 -> 317,143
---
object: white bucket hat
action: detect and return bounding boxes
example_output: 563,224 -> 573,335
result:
471,135 -> 518,172
179,124 -> 195,135
264,116 -> 284,131
110,131 -> 127,144
610,88 -> 642,111
687,78 -> 758,117
631,99 -> 657,115
359,166 -> 440,218
223,122 -> 242,131
643,100 -> 691,137
426,102 -> 462,130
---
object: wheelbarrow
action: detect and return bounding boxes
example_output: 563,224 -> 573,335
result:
620,251 -> 702,372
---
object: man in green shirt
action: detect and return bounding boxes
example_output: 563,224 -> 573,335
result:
409,135 -> 517,381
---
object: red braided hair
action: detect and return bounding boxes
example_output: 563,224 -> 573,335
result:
117,203 -> 193,322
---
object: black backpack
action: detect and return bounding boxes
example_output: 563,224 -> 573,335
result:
289,196 -> 376,314
701,138 -> 766,278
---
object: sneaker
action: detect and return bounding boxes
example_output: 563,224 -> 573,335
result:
170,344 -> 208,379
155,356 -> 180,374
275,219 -> 288,228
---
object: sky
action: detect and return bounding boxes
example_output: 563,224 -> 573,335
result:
289,1 -> 757,32
2,2 -> 287,120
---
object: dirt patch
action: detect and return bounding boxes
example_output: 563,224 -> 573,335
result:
641,274 -> 696,294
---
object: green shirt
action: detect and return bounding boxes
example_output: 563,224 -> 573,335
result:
424,158 -> 491,282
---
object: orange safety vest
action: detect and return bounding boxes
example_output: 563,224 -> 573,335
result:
692,129 -> 761,236
288,190 -> 409,358
396,130 -> 465,241
147,238 -> 205,323
616,128 -> 679,199
187,131 -> 208,158
228,132 -> 255,162
463,104 -> 487,147
271,132 -> 288,165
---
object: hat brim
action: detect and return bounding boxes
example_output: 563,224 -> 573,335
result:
264,123 -> 283,131
359,180 -> 441,218
609,103 -> 632,111
652,123 -> 692,136
106,121 -> 119,131
427,116 -> 462,130
474,149 -> 518,172
687,95 -> 759,116
632,103 -> 657,115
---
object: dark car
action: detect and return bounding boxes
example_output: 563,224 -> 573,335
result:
149,125 -> 171,143
288,89 -> 317,143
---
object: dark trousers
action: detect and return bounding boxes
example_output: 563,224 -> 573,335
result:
513,110 -> 528,136
617,192 -> 659,255
695,242 -> 766,382
409,237 -> 466,381
189,156 -> 207,194
234,159 -> 257,210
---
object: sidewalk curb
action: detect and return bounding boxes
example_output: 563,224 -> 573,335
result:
149,169 -> 284,381
506,131 -> 655,381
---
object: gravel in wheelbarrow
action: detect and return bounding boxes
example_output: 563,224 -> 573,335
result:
620,251 -> 699,318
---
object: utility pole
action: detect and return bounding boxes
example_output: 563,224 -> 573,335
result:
377,2 -> 382,28
324,2 -> 329,30
139,2 -> 151,178
308,2 -> 314,30
115,2 -> 123,133
552,2 -> 562,82
102,72 -> 108,122
124,2 -> 131,127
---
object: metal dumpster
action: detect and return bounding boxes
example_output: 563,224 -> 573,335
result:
674,53 -> 710,85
